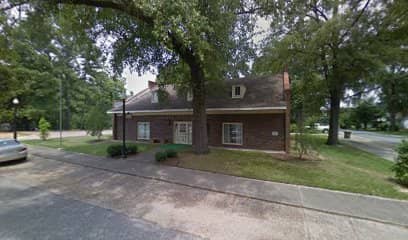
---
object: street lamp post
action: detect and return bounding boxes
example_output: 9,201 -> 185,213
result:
12,97 -> 19,140
121,97 -> 127,158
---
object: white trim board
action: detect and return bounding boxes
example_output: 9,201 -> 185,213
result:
108,106 -> 286,115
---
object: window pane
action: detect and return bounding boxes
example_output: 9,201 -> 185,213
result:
235,86 -> 240,96
151,92 -> 158,103
138,122 -> 150,140
223,124 -> 230,143
223,123 -> 242,144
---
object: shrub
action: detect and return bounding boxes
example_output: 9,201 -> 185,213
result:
290,123 -> 297,133
165,149 -> 178,158
126,143 -> 138,154
294,131 -> 318,160
107,144 -> 122,157
155,151 -> 167,162
392,140 -> 408,186
38,117 -> 51,141
84,105 -> 110,140
107,143 -> 138,157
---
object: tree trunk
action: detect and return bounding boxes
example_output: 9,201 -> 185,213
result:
327,88 -> 341,145
389,79 -> 398,131
390,111 -> 397,131
190,65 -> 209,154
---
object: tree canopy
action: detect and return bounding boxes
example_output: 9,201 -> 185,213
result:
2,0 -> 256,153
0,4 -> 123,130
1,0 -> 407,151
253,0 -> 406,143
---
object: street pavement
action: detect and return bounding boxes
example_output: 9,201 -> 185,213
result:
0,177 -> 201,240
0,147 -> 407,239
340,130 -> 407,161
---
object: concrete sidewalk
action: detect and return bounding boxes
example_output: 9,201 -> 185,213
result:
28,146 -> 408,228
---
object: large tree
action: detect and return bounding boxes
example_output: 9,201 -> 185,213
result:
0,5 -> 123,129
254,0 -> 387,145
3,0 -> 255,154
374,0 -> 408,130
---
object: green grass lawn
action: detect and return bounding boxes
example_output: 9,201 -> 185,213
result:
174,136 -> 408,200
23,136 -> 155,156
378,130 -> 408,137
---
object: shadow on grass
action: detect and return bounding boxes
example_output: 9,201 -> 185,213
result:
86,139 -> 109,144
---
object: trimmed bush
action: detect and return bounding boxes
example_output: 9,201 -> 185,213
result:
165,149 -> 178,158
107,143 -> 138,157
126,143 -> 138,154
155,151 -> 167,162
392,140 -> 408,186
107,144 -> 122,157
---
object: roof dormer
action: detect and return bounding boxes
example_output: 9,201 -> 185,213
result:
151,90 -> 158,103
231,85 -> 246,99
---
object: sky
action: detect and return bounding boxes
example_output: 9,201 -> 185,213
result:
123,68 -> 157,94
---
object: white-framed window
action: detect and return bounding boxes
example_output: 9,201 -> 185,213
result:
151,91 -> 158,103
137,122 -> 150,140
187,90 -> 193,101
222,123 -> 243,145
232,85 -> 245,98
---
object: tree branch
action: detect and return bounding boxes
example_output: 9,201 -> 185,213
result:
52,0 -> 154,25
339,0 -> 371,43
350,0 -> 371,28
235,7 -> 262,15
310,3 -> 328,21
343,86 -> 381,99
0,1 -> 29,11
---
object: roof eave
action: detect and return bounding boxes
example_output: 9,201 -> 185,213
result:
107,107 -> 287,115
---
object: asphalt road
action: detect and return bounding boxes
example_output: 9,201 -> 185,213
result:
341,130 -> 407,161
0,177 -> 200,240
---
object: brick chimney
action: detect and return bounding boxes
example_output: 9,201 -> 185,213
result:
283,71 -> 290,91
148,80 -> 157,89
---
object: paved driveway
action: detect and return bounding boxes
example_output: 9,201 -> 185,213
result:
0,152 -> 407,239
341,130 -> 407,161
0,130 -> 111,140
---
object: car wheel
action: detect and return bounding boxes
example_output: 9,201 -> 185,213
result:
322,129 -> 328,134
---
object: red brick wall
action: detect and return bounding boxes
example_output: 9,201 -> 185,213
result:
114,113 -> 286,151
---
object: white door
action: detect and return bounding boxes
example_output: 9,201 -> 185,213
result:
174,121 -> 192,144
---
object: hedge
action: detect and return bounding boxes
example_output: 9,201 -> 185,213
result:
107,143 -> 138,157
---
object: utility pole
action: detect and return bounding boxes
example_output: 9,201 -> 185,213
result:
121,78 -> 127,158
59,74 -> 63,148
122,97 -> 127,158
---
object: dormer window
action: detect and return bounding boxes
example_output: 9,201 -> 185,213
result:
151,91 -> 158,103
187,91 -> 193,101
232,85 -> 246,99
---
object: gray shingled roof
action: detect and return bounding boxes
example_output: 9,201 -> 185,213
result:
110,74 -> 286,112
